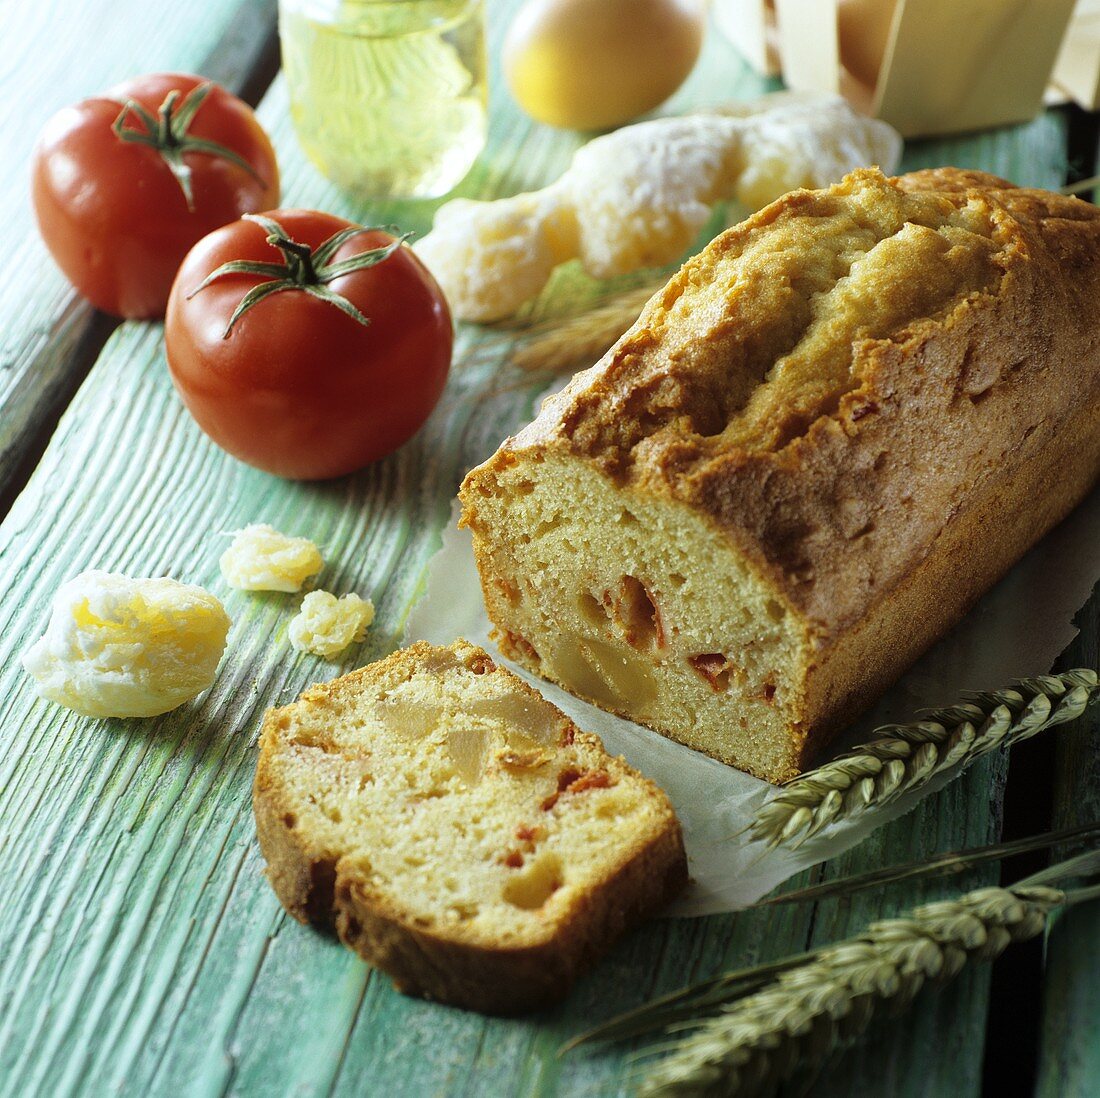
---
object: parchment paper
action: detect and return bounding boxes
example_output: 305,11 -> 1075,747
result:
406,454 -> 1100,917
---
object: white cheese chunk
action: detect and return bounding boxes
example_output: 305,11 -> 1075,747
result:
220,524 -> 323,593
22,571 -> 231,717
289,591 -> 375,658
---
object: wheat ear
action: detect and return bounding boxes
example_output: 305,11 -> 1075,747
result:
748,670 -> 1098,850
508,282 -> 661,373
635,879 -> 1078,1097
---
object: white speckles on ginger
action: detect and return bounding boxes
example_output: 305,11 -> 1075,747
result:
415,94 -> 902,321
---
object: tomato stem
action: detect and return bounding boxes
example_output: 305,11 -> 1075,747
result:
186,214 -> 414,338
278,238 -> 318,284
112,82 -> 266,212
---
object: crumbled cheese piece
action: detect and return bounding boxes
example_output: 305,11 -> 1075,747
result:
289,591 -> 375,658
416,93 -> 902,321
220,524 -> 323,593
21,571 -> 231,718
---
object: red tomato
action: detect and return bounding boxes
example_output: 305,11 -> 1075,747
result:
32,73 -> 279,318
165,209 -> 453,480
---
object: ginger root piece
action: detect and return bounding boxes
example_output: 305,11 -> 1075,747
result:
416,94 -> 901,321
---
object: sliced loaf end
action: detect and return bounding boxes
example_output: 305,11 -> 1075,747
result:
253,639 -> 687,1014
461,454 -> 816,783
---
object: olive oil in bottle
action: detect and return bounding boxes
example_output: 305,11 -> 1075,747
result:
279,0 -> 487,199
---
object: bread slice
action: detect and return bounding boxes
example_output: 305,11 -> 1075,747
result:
460,167 -> 1100,783
253,639 -> 687,1014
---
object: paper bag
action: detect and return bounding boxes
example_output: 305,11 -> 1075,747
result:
713,0 -> 782,76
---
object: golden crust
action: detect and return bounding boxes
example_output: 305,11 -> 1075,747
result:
462,168 -> 1100,779
253,640 -> 687,1014
504,168 -> 1100,638
332,815 -> 686,1014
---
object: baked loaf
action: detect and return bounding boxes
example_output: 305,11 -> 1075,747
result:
253,640 -> 686,1014
460,167 -> 1100,783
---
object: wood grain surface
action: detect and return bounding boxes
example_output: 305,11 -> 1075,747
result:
0,0 -> 276,501
0,2 -> 1094,1096
1036,591 -> 1100,1098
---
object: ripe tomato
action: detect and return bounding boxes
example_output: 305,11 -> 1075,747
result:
32,73 -> 279,318
165,209 -> 453,480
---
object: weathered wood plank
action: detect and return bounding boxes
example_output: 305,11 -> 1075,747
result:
0,0 -> 277,505
1035,585 -> 1100,1098
0,4 -> 1085,1096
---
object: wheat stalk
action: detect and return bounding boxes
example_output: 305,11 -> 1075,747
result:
755,818 -> 1100,907
634,879 -> 1080,1097
747,669 -> 1099,850
1060,176 -> 1100,196
508,281 -> 662,373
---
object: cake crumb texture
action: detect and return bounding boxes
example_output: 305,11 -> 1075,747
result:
253,639 -> 687,1014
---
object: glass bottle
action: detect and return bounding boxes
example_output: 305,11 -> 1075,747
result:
279,0 -> 488,199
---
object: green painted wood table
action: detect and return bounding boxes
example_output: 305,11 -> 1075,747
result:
1,2 -> 1097,1095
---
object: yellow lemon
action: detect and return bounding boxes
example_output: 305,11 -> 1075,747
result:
504,0 -> 706,131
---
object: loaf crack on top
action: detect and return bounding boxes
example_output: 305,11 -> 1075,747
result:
561,170 -> 1007,466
